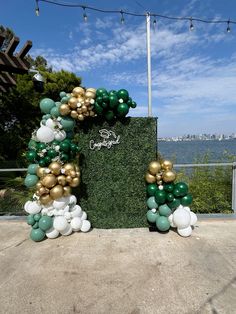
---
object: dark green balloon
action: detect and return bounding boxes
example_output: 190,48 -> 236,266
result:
105,110 -> 115,121
174,182 -> 188,196
117,89 -> 129,102
43,156 -> 51,166
28,140 -> 38,150
26,150 -> 37,162
30,228 -> 45,242
27,215 -> 35,226
70,143 -> 78,152
96,96 -> 103,105
101,102 -> 108,109
102,94 -> 109,103
168,198 -> 181,209
37,143 -> 47,151
147,184 -> 158,196
61,153 -> 69,162
166,193 -> 174,202
47,149 -> 57,158
109,95 -> 118,108
156,216 -> 170,232
39,159 -> 46,167
52,140 -> 60,146
159,204 -> 172,217
60,141 -> 70,152
146,210 -> 159,223
94,102 -> 103,114
164,183 -> 174,193
38,216 -> 53,231
173,187 -> 182,197
130,101 -> 137,108
154,190 -> 167,204
181,194 -> 193,206
109,90 -> 117,96
127,97 -> 132,107
117,103 -> 129,117
96,88 -> 107,97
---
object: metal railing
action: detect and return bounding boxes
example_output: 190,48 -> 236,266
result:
1,162 -> 236,219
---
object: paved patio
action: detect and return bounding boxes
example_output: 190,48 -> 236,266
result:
0,220 -> 236,314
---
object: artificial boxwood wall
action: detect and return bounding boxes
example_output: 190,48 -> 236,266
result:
75,117 -> 157,228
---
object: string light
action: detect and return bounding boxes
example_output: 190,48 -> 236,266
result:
35,0 -> 236,32
82,7 -> 88,22
153,17 -> 157,30
35,0 -> 39,16
189,18 -> 194,31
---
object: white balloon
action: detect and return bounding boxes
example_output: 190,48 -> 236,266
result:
80,211 -> 87,221
46,227 -> 60,239
71,217 -> 82,231
177,226 -> 192,237
60,224 -> 72,236
64,212 -> 71,220
190,211 -> 197,226
183,206 -> 190,212
63,205 -> 70,212
173,208 -> 191,229
69,195 -> 77,205
70,205 -> 82,218
25,201 -> 41,214
41,208 -> 48,215
24,201 -> 31,212
45,118 -> 56,129
53,216 -> 68,232
54,130 -> 66,141
168,214 -> 176,228
36,126 -> 54,143
81,220 -> 91,232
53,196 -> 70,209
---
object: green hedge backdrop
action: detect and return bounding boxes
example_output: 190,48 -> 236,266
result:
75,117 -> 157,228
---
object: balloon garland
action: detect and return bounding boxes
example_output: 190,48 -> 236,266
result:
145,160 -> 198,237
24,87 -> 136,242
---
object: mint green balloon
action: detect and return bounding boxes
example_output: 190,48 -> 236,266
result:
30,228 -> 45,242
61,96 -> 70,104
147,196 -> 158,209
59,91 -> 66,98
60,117 -> 75,131
27,164 -> 39,175
27,215 -> 35,226
146,210 -> 159,223
34,213 -> 41,222
158,204 -> 172,217
38,216 -> 53,231
40,98 -> 55,114
24,174 -> 39,188
156,216 -> 170,232
50,106 -> 60,118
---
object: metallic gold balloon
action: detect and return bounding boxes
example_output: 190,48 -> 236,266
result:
70,110 -> 78,119
161,160 -> 173,171
42,174 -> 57,189
85,90 -> 96,99
50,185 -> 64,200
69,170 -> 76,178
69,97 -> 78,109
145,172 -> 156,183
37,167 -> 47,178
40,194 -> 53,205
63,186 -> 71,197
75,165 -> 80,172
84,112 -> 89,117
77,108 -> 83,114
60,104 -> 71,116
73,87 -> 85,97
36,182 -> 43,189
78,114 -> 84,121
66,175 -> 73,183
37,187 -> 49,196
148,161 -> 161,175
69,177 -> 80,187
57,175 -> 67,186
162,170 -> 176,183
81,105 -> 87,113
90,111 -> 95,117
156,174 -> 162,181
64,163 -> 74,174
86,87 -> 96,94
76,171 -> 80,177
48,162 -> 61,176
77,96 -> 84,104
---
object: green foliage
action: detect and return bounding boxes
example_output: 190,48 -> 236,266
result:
76,117 -> 157,228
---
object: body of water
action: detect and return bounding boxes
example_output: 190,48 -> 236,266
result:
158,139 -> 236,164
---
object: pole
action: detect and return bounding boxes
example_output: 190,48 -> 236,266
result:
146,12 -> 152,117
232,162 -> 236,213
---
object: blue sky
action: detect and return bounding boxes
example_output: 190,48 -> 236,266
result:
1,0 -> 236,137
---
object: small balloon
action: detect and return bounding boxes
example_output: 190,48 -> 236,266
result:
148,161 -> 161,175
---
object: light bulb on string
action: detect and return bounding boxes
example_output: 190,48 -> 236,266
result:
189,18 -> 194,31
82,7 -> 88,22
153,17 -> 157,31
120,10 -> 125,24
227,20 -> 231,33
35,0 -> 39,16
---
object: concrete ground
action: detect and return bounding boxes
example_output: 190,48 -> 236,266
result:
0,220 -> 236,314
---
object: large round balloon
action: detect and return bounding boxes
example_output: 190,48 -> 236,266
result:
30,228 -> 46,242
147,183 -> 158,196
174,182 -> 188,196
158,204 -> 172,217
146,210 -> 159,223
117,103 -> 129,117
147,196 -> 158,209
154,190 -> 166,204
156,216 -> 170,232
38,216 -> 53,231
40,98 -> 55,114
24,174 -> 39,188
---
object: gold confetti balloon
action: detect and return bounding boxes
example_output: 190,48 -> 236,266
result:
148,161 -> 161,175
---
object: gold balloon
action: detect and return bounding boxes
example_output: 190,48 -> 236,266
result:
84,112 -> 89,117
85,90 -> 96,99
37,167 -> 47,178
77,108 -> 83,114
162,170 -> 176,183
69,170 -> 76,178
70,110 -> 78,119
68,97 -> 78,109
90,111 -> 95,117
57,175 -> 67,186
40,194 -> 53,205
48,162 -> 61,176
78,114 -> 84,121
86,87 -> 96,94
66,175 -> 73,183
64,163 -> 74,174
37,187 -> 49,196
63,186 -> 71,197
161,160 -> 173,171
60,104 -> 71,116
81,105 -> 87,113
73,87 -> 85,97
148,161 -> 161,175
50,184 -> 64,200
75,165 -> 80,172
156,174 -> 162,181
42,174 -> 57,189
69,177 -> 80,187
36,182 -> 43,189
145,172 -> 156,183
77,96 -> 84,104
76,171 -> 80,177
